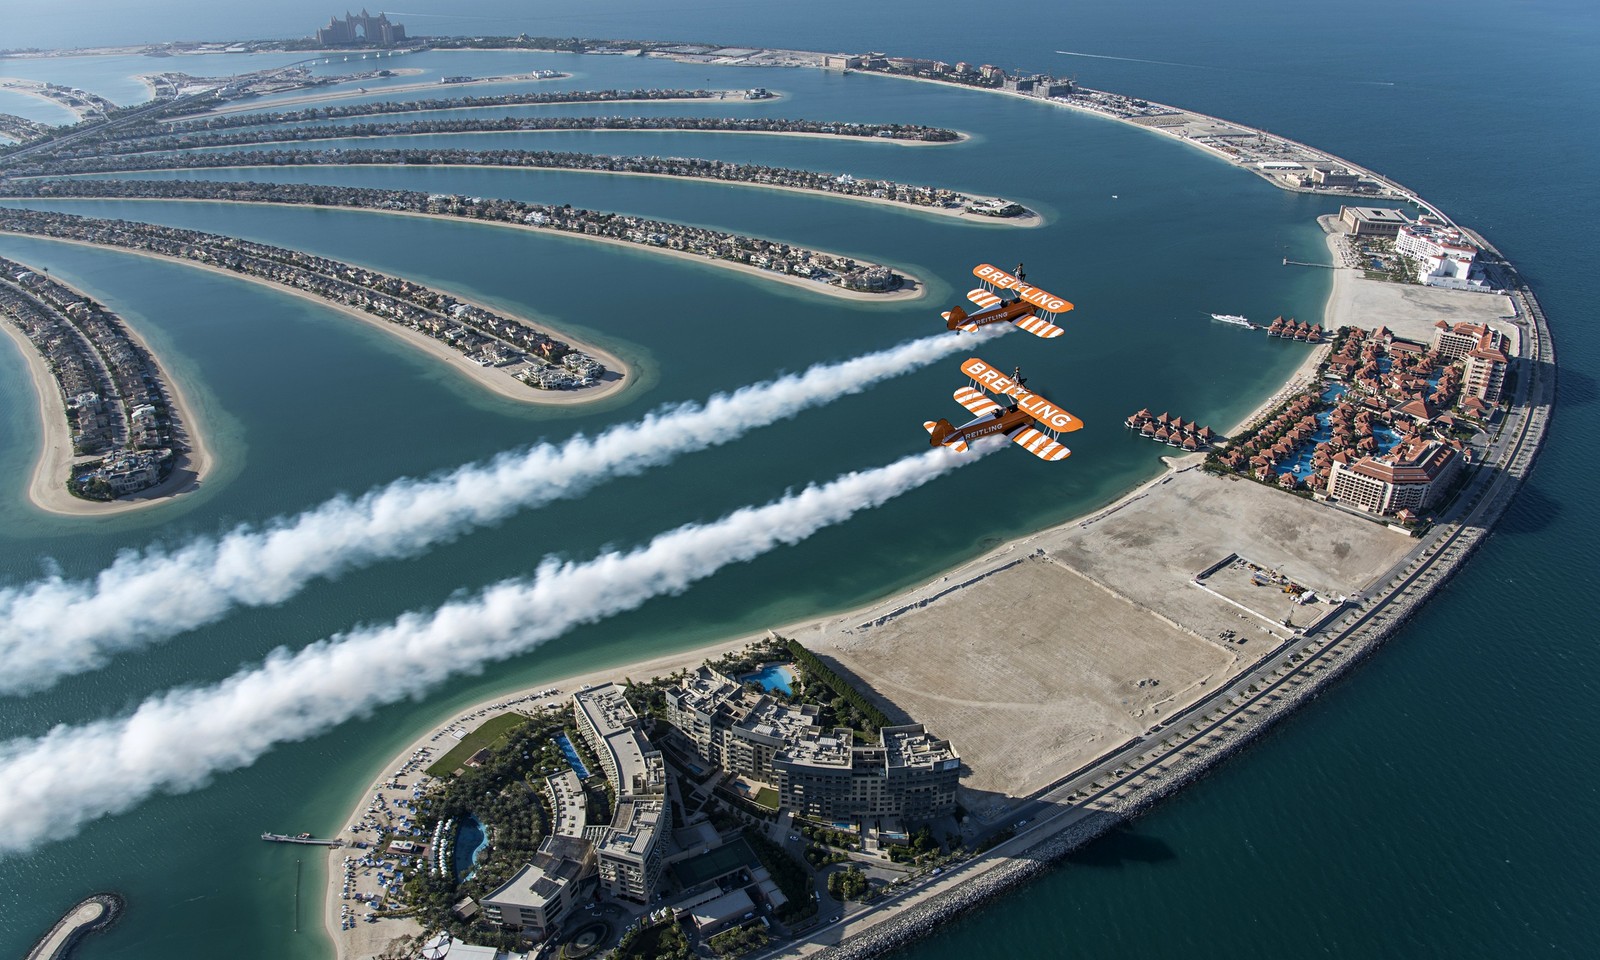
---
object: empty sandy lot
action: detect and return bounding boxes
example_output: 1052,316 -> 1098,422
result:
799,465 -> 1415,813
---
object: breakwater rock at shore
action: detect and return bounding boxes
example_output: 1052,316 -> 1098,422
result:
24,892 -> 124,960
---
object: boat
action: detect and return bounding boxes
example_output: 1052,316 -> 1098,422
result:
262,831 -> 344,846
1210,313 -> 1256,329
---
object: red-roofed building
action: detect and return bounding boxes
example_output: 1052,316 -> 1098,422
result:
1326,438 -> 1461,516
1432,321 -> 1505,362
1463,331 -> 1509,405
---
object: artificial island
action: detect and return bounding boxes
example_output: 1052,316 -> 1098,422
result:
2,19 -> 1551,960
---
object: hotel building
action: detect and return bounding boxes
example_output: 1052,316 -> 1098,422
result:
1432,322 -> 1510,406
665,666 -> 959,823
573,684 -> 671,903
1327,438 -> 1462,516
479,835 -> 595,940
1396,221 -> 1486,290
1339,205 -> 1412,238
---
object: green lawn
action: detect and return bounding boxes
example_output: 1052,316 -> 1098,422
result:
425,713 -> 528,777
752,786 -> 780,810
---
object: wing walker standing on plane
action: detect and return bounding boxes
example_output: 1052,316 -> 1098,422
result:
924,356 -> 1082,461
942,262 -> 1074,339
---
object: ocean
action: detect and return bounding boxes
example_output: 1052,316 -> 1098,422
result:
0,2 -> 1595,957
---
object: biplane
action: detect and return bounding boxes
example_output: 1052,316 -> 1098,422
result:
924,356 -> 1082,462
942,263 -> 1074,339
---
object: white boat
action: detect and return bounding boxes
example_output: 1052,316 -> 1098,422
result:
1210,313 -> 1255,329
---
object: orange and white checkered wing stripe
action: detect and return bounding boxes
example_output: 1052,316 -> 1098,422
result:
1012,314 -> 1065,339
967,288 -> 1002,309
1008,426 -> 1071,461
953,386 -> 1002,418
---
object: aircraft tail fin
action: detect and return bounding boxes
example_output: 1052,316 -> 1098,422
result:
944,305 -> 967,330
924,418 -> 963,450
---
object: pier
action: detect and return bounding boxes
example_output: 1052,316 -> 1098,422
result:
263,832 -> 344,847
1284,257 -> 1336,268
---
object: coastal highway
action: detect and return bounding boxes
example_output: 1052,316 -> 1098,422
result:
763,282 -> 1552,960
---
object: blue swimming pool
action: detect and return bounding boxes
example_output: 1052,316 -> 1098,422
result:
453,815 -> 488,880
1280,383 -> 1403,481
740,663 -> 796,695
554,733 -> 592,779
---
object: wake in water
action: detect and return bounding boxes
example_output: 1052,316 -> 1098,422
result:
0,328 -> 1002,696
0,444 -> 994,854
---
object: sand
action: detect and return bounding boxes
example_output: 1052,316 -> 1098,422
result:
0,231 -> 633,407
54,159 -> 1040,231
192,71 -> 571,118
17,196 -> 930,303
0,286 -> 214,518
1320,229 -> 1519,349
154,126 -> 970,151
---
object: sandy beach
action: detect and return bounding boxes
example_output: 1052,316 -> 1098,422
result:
57,158 -> 1042,230
0,231 -> 634,409
158,125 -> 971,152
20,196 -> 930,303
193,71 -> 571,117
0,288 -> 214,518
318,445 -> 1233,959
0,78 -> 93,121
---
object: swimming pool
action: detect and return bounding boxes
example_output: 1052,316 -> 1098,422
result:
740,663 -> 796,695
452,815 -> 488,880
554,733 -> 592,779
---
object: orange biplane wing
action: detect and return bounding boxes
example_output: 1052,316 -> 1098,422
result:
925,358 -> 1081,462
960,356 -> 1084,434
1006,424 -> 1071,461
972,264 -> 1074,315
953,385 -> 1002,418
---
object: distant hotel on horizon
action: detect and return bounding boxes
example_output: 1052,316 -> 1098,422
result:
315,10 -> 406,47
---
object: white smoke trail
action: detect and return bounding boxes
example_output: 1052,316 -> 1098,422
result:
0,328 -> 1003,695
0,445 -> 991,854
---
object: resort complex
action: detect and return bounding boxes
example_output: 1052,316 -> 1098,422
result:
0,18 -> 1566,960
666,665 -> 960,823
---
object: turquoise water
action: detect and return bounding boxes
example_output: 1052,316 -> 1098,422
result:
741,664 -> 795,695
452,817 -> 488,881
554,734 -> 592,780
0,2 -> 1595,958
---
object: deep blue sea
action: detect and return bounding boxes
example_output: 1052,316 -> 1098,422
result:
0,2 -> 1595,958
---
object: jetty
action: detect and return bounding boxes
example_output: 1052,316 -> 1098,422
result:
23,893 -> 123,960
263,832 -> 344,847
